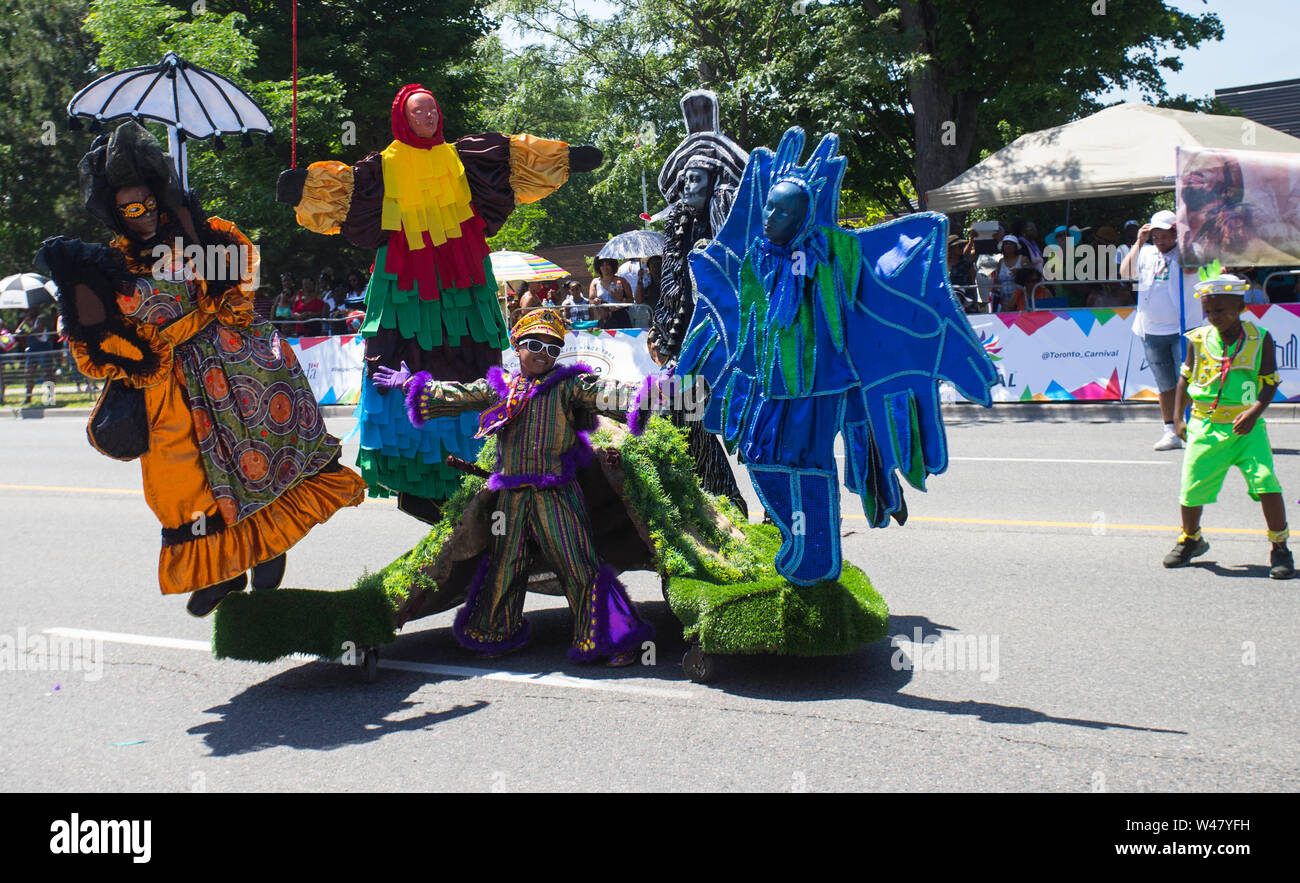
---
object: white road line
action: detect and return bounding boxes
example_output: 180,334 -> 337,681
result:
43,627 -> 697,701
949,456 -> 1169,465
46,627 -> 210,653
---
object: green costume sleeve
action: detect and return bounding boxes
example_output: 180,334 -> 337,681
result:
565,374 -> 639,417
415,377 -> 498,421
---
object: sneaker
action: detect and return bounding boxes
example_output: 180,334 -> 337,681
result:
1153,430 -> 1184,451
1269,547 -> 1295,580
1163,536 -> 1209,568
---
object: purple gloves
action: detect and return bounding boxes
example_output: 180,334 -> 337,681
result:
372,361 -> 413,392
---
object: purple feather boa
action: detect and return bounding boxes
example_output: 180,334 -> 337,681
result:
626,373 -> 659,437
404,371 -> 435,428
486,430 -> 593,490
476,362 -> 593,438
452,555 -> 533,655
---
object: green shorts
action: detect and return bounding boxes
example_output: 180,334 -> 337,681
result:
1180,418 -> 1283,507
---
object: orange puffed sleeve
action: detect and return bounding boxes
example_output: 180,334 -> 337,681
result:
508,134 -> 570,205
294,161 -> 355,235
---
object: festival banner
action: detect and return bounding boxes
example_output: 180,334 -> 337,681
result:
500,328 -> 659,383
288,310 -> 1300,407
287,334 -> 365,405
944,305 -> 1300,403
1176,145 -> 1300,268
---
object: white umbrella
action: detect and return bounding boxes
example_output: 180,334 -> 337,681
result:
0,274 -> 58,311
67,51 -> 273,189
489,251 -> 568,282
598,230 -> 665,260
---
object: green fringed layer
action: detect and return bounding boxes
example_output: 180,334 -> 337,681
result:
360,247 -> 509,351
212,574 -> 396,662
357,449 -> 470,500
212,442 -> 497,662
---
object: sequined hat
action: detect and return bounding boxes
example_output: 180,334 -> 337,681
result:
510,308 -> 568,345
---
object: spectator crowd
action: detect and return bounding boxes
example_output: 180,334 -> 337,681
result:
946,216 -> 1298,315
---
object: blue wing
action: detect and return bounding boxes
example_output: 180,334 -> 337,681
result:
840,212 -> 997,526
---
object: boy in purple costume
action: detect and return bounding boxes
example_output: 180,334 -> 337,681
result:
374,310 -> 659,665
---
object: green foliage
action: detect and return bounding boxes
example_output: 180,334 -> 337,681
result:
666,540 -> 890,656
496,0 -> 1224,214
0,0 -> 101,271
85,0 -> 254,73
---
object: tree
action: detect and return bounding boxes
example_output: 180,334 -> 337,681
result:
495,0 -> 1224,217
0,0 -> 100,273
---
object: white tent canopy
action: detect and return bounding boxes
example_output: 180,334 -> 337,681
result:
925,102 -> 1300,213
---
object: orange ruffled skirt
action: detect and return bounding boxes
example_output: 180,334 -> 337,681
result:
141,365 -> 366,594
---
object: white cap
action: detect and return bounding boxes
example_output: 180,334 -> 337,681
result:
1149,210 -> 1177,230
1000,235 -> 1020,247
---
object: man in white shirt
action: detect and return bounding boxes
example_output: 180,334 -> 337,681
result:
1119,210 -> 1200,451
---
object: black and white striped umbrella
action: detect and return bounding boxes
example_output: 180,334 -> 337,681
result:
67,50 -> 273,188
0,273 -> 58,310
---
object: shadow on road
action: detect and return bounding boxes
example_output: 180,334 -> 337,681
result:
188,664 -> 489,757
210,604 -> 1184,738
1192,561 -> 1277,579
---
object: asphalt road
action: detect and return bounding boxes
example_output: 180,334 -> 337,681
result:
1,408 -> 1296,792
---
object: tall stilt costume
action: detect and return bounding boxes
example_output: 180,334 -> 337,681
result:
648,91 -> 750,516
680,127 -> 999,585
36,122 -> 366,607
277,85 -> 602,517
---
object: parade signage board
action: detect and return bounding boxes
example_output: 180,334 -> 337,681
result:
944,305 -> 1300,403
287,334 -> 365,405
295,311 -> 1300,407
500,328 -> 659,383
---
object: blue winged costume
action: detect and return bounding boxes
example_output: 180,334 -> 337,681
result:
679,128 -> 997,586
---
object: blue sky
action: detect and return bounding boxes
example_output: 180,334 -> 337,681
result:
1103,0 -> 1298,101
498,1 -> 1295,101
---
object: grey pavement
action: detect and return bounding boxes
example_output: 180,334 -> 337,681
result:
0,412 -> 1297,792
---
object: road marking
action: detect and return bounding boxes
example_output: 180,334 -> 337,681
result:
43,627 -> 696,700
842,514 -> 1265,535
46,627 -> 210,652
950,456 -> 1169,465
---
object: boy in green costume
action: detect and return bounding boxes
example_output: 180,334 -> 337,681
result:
1164,270 -> 1293,578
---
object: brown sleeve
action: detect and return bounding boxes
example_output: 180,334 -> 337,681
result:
340,152 -> 388,249
454,132 -> 514,238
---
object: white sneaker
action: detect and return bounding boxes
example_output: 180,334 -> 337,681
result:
1153,430 -> 1183,451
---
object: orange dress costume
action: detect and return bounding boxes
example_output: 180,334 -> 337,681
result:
38,122 -> 365,596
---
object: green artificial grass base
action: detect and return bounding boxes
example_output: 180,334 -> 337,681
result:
212,573 -> 395,662
662,522 -> 890,656
210,416 -> 890,662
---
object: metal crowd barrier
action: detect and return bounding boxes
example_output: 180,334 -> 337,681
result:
0,345 -> 100,407
514,302 -> 654,329
266,316 -> 358,335
954,278 -> 1138,313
